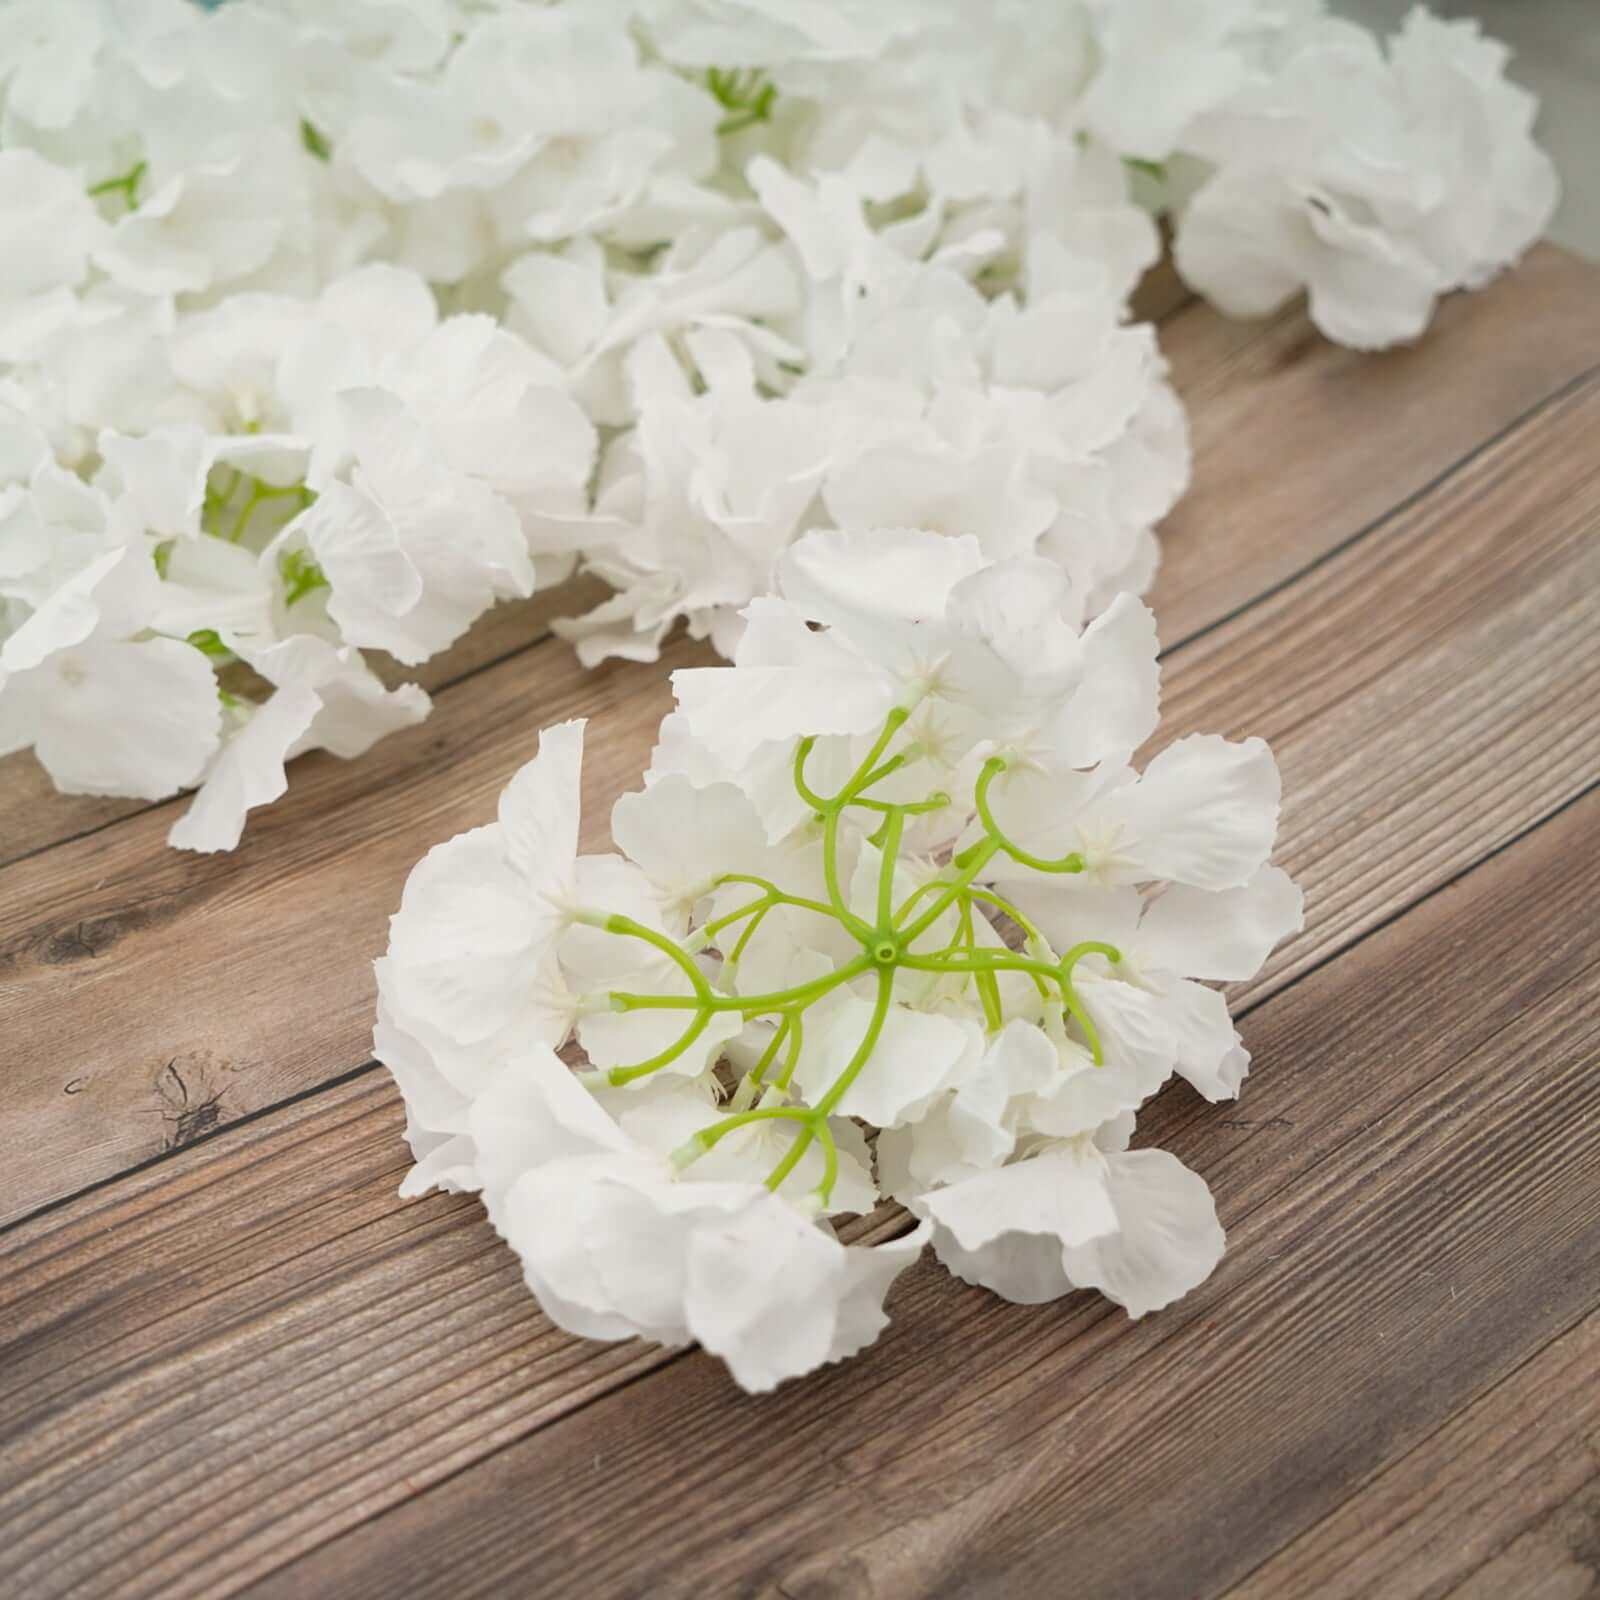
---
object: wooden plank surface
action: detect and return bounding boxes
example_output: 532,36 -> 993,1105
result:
1147,241 -> 1600,647
2,247 -> 1598,1600
3,784 -> 1594,1600
1228,1306 -> 1600,1600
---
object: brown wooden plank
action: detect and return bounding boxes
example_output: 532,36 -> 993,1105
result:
0,1073 -> 905,1600
1146,241 -> 1600,647
1172,370 -> 1600,1010
225,784 -> 1600,1600
1224,1306 -> 1600,1600
1129,249 -> 1191,325
3,344 -> 1596,1231
2,244 -> 1591,868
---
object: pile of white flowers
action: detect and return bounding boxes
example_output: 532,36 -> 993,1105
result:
378,526 -> 1305,1389
0,0 -> 1555,849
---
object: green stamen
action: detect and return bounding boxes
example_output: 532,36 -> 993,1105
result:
186,628 -> 231,661
300,119 -> 332,161
87,160 -> 147,210
279,549 -> 330,607
706,67 -> 777,135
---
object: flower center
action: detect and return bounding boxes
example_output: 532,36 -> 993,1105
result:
583,707 -> 1122,1211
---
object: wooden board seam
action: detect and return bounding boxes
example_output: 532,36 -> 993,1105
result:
0,1056 -> 381,1242
1094,771 -> 1600,1241
1230,775 -> 1599,1031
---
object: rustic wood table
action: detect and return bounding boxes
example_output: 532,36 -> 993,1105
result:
3,244 -> 1598,1600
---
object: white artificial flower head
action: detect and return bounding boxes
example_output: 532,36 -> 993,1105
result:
453,1046 -> 927,1391
0,544 -> 220,798
0,149 -> 108,302
93,133 -> 316,300
382,715 -> 590,1048
637,0 -> 927,72
1008,868 -> 1306,1103
670,528 -> 1161,820
926,1129 -> 1226,1317
1079,0 -> 1320,164
980,732 -> 1284,893
553,331 -> 834,666
1,453 -> 124,611
374,718 -> 615,1176
376,313 -> 596,534
337,5 -> 715,227
0,0 -> 113,135
1171,7 -> 1558,348
610,771 -> 774,920
279,385 -> 533,666
379,526 -> 1299,1388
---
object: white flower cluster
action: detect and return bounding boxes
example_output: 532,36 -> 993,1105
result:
1154,5 -> 1561,348
0,0 -> 1554,848
377,528 -> 1304,1390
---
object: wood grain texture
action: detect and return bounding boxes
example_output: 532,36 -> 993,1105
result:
1227,1305 -> 1600,1600
2,248 -> 1599,1600
4,782 -> 1591,1600
1167,369 -> 1600,1011
0,1072 -> 906,1600
1146,243 -> 1600,648
1129,249 -> 1191,325
2,381 -> 1598,1595
0,629 -> 705,1226
3,272 -> 1597,1228
237,786 -> 1600,1600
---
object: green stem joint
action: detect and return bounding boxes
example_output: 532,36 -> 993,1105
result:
579,711 -> 1121,1207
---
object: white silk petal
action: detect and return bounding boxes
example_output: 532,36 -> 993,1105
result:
1060,1148 -> 1225,1318
1137,866 -> 1305,983
498,718 -> 586,894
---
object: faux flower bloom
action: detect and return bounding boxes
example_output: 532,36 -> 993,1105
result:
0,544 -> 221,799
377,528 -> 1303,1390
0,0 -> 1555,844
1077,0 -> 1321,165
1170,8 -> 1559,347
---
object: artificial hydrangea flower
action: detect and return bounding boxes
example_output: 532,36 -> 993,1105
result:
0,545 -> 221,798
1171,8 -> 1559,347
0,0 -> 1555,844
377,528 -> 1304,1390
